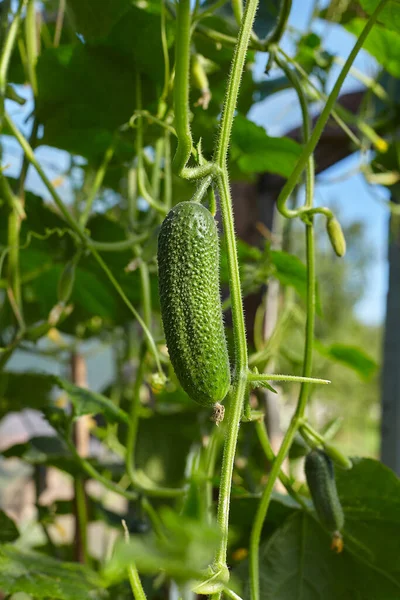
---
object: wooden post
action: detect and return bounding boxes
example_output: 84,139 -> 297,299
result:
380,189 -> 400,472
71,352 -> 90,563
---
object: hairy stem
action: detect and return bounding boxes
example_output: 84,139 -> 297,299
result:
212,0 -> 259,572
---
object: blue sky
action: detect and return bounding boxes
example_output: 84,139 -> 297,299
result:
3,0 -> 390,326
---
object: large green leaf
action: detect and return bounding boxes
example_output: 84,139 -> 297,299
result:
136,412 -> 201,487
315,342 -> 378,380
66,0 -> 131,40
0,511 -> 19,543
256,511 -> 400,599
360,0 -> 400,33
57,379 -> 129,423
346,19 -> 400,78
0,544 -> 107,599
2,436 -> 80,475
230,116 -> 302,178
103,508 -> 219,585
254,75 -> 290,102
229,492 -> 303,551
252,459 -> 400,599
337,458 -> 400,580
0,372 -> 55,419
270,250 -> 308,299
0,190 -> 152,333
35,44 -> 154,158
0,372 -> 128,424
104,5 -> 174,84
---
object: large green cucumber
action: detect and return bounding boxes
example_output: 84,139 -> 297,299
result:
305,449 -> 345,534
157,201 -> 230,407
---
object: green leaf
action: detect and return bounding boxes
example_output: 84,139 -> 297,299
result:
315,342 -> 377,380
256,511 -> 400,599
66,0 -> 131,40
103,507 -> 219,585
270,250 -> 322,313
253,0 -> 284,39
55,378 -> 129,424
230,116 -> 302,178
2,435 -> 126,479
35,44 -> 155,159
0,511 -> 19,543
336,458 -> 400,576
229,492 -> 302,550
270,251 -> 306,298
254,75 -> 290,101
0,372 -> 55,419
0,372 -> 128,424
135,413 -> 201,487
0,544 -> 107,599
249,379 -> 277,393
3,436 -> 74,470
104,5 -> 174,84
253,459 -> 400,599
345,19 -> 400,78
360,0 -> 400,34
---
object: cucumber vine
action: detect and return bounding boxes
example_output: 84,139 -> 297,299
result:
0,0 -> 390,598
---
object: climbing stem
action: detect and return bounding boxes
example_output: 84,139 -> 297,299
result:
274,53 -> 314,218
159,0 -> 170,113
231,0 -> 243,26
4,111 -> 87,241
123,256 -> 184,498
125,345 -> 146,486
214,375 -> 247,566
73,476 -> 89,564
0,0 -> 28,98
151,137 -> 164,201
126,255 -> 151,486
249,416 -> 300,600
0,174 -> 25,327
249,29 -> 317,600
173,0 -> 193,172
135,73 -> 167,215
127,561 -> 147,600
7,204 -> 23,325
296,221 -> 315,416
25,0 -> 38,96
164,131 -> 172,210
121,520 -> 148,600
255,420 -> 309,512
214,0 -> 259,168
212,0 -> 259,574
79,136 -> 117,228
262,0 -> 291,47
65,435 -> 138,501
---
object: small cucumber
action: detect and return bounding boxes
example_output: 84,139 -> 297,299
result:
326,217 -> 346,257
305,449 -> 344,536
157,201 -> 230,407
